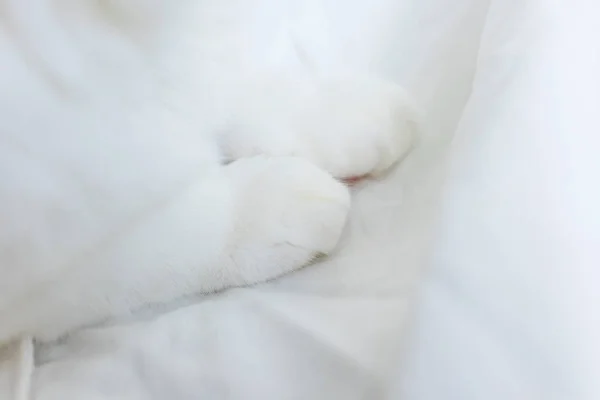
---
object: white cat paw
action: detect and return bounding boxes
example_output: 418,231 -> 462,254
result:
221,77 -> 420,180
223,156 -> 350,285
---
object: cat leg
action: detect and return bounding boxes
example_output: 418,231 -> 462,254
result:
0,157 -> 349,343
218,155 -> 350,286
219,75 -> 420,179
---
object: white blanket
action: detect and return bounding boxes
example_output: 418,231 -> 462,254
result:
395,0 -> 600,399
7,0 -> 599,398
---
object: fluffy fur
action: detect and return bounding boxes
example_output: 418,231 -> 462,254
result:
0,0 -> 418,344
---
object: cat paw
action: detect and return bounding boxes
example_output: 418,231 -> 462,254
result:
220,77 -> 420,180
223,155 -> 350,285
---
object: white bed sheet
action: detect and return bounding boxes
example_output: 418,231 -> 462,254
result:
394,1 -> 600,399
11,0 -> 598,399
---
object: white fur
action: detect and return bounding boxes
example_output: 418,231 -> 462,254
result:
0,0 -> 418,344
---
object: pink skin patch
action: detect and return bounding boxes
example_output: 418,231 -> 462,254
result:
341,175 -> 369,186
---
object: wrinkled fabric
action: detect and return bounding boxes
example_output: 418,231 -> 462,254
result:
396,1 -> 600,399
